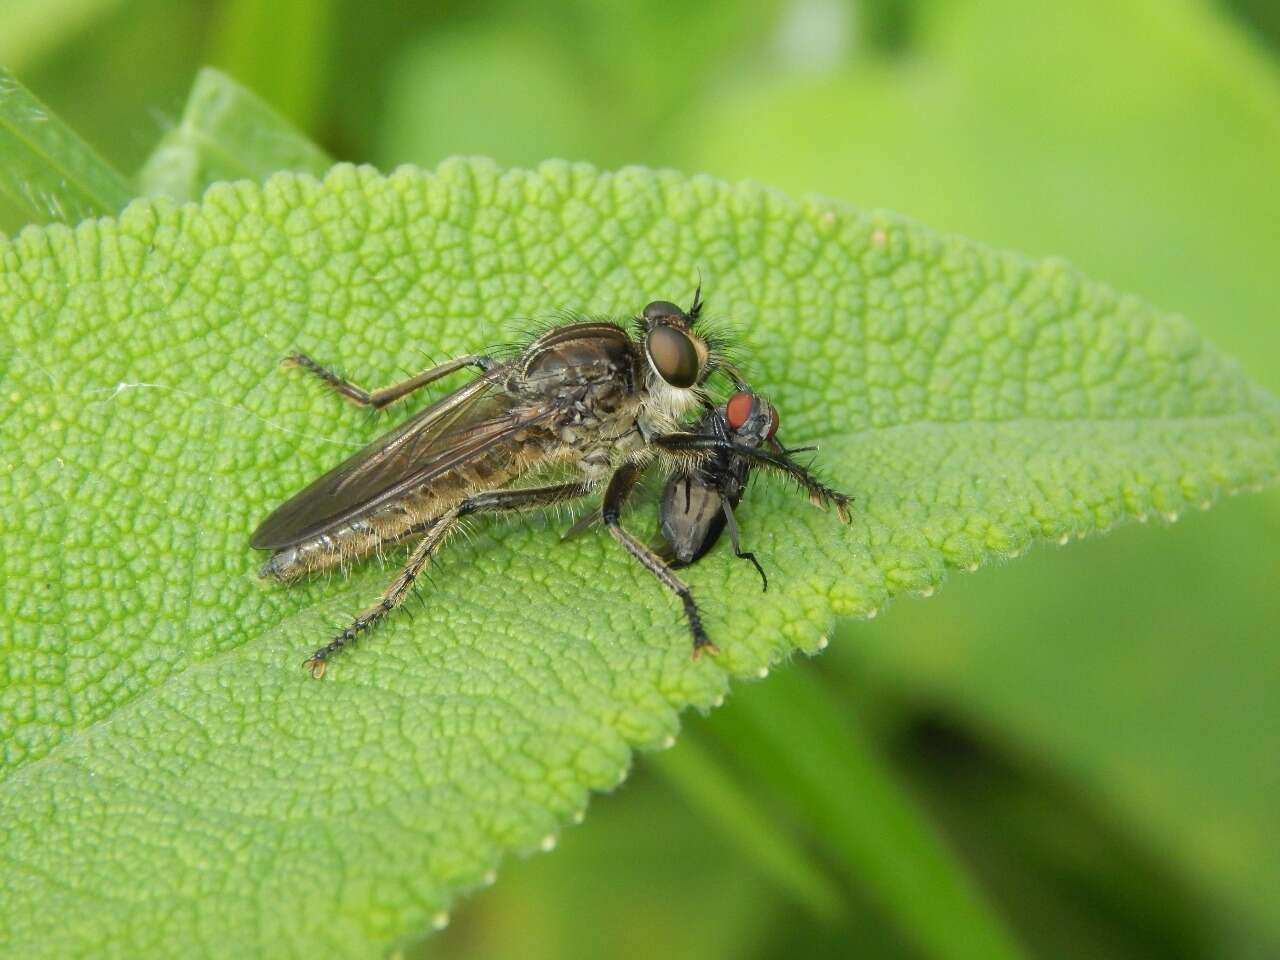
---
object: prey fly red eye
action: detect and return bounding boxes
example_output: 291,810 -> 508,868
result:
725,391 -> 754,431
766,406 -> 780,439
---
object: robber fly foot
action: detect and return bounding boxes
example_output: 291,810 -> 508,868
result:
304,613 -> 377,679
692,639 -> 720,660
834,494 -> 852,523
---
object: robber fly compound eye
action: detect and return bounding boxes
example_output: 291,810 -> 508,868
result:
645,324 -> 702,388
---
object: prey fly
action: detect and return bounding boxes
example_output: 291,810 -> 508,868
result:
657,389 -> 847,591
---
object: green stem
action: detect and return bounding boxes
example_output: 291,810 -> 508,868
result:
717,666 -> 1028,960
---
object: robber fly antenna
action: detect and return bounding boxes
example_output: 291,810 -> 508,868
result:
688,278 -> 704,322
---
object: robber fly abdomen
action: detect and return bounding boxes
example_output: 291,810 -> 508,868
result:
258,438 -> 542,582
251,291 -> 728,676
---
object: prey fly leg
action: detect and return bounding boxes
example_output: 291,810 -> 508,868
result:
284,351 -> 497,409
304,480 -> 596,677
654,389 -> 851,607
711,492 -> 767,590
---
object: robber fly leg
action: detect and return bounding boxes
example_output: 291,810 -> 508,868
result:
304,512 -> 451,678
601,463 -> 718,658
652,434 -> 853,522
304,481 -> 596,677
720,501 -> 767,592
283,352 -> 497,410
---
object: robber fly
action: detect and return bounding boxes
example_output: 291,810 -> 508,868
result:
252,290 -> 847,675
657,389 -> 843,592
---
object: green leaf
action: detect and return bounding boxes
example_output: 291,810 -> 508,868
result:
1,158 -> 1277,957
139,66 -> 332,203
375,0 -> 782,172
206,0 -> 339,132
0,0 -> 125,71
0,66 -> 133,232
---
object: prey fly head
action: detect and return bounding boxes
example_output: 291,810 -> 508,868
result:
723,390 -> 780,447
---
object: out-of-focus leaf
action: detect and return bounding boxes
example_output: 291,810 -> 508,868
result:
712,668 -> 1026,960
883,706 -> 1219,959
0,0 -> 125,70
206,0 -> 338,132
647,733 -> 845,924
3,1 -> 210,176
375,0 -> 782,171
139,67 -> 332,202
0,66 -> 133,232
1219,0 -> 1280,51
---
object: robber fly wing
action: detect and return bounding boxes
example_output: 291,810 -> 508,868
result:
329,368 -> 506,498
251,363 -> 540,549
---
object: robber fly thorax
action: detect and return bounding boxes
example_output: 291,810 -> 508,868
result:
657,390 -> 849,592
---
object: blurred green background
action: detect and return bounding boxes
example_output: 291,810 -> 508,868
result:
4,0 -> 1278,956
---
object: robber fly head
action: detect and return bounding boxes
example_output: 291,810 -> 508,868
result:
636,285 -> 743,429
637,288 -> 710,388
